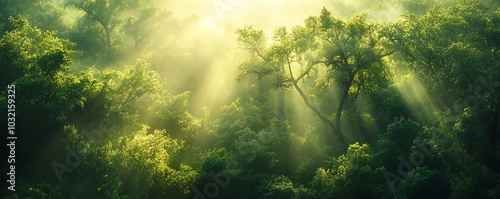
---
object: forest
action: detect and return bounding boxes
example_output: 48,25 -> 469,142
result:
1,0 -> 500,198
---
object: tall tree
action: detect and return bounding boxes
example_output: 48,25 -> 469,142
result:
237,8 -> 392,144
65,0 -> 145,52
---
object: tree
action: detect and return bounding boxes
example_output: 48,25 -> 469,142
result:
147,91 -> 202,143
113,125 -> 197,198
391,0 -> 500,167
0,17 -> 74,87
237,8 -> 392,144
0,0 -> 37,34
401,0 -> 437,15
310,143 -> 385,198
391,1 -> 498,105
0,16 -> 80,133
123,7 -> 172,51
65,0 -> 145,52
394,167 -> 451,199
257,175 -> 296,199
375,118 -> 422,172
316,10 -> 393,136
0,17 -> 86,192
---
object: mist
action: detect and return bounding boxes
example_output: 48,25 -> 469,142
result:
2,0 -> 500,198
140,0 -> 407,115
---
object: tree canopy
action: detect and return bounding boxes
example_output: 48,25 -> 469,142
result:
1,0 -> 499,198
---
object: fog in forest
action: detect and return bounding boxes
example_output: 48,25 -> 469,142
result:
1,0 -> 500,198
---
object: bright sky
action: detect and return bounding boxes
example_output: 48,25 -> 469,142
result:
162,0 -> 401,33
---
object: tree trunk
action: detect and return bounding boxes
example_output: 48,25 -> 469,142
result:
335,83 -> 350,135
103,24 -> 112,52
335,74 -> 355,136
292,81 -> 346,144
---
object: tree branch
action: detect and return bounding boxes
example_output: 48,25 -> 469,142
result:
286,55 -> 344,142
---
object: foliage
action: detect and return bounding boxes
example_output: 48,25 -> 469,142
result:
0,17 -> 74,86
310,143 -> 385,199
2,1 -> 500,198
393,167 -> 451,199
